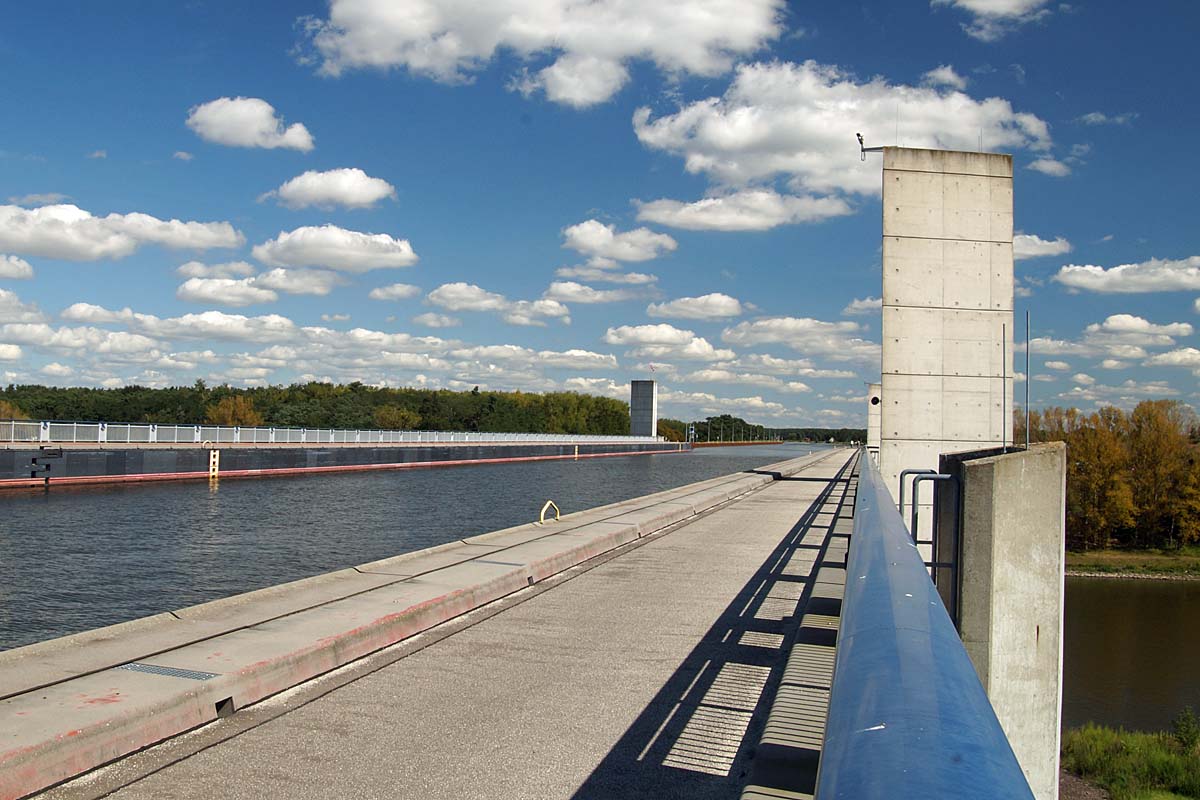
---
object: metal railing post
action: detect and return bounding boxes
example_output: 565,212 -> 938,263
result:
898,468 -> 936,522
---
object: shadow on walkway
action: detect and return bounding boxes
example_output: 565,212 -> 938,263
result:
570,458 -> 856,800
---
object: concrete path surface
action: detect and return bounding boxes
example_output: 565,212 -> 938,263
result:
40,450 -> 855,800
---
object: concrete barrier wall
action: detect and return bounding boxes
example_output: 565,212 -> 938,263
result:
0,449 -> 847,800
0,441 -> 688,489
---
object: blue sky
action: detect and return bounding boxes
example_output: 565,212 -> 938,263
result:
0,0 -> 1197,427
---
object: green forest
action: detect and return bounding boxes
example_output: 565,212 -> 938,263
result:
0,383 -> 868,445
0,381 -> 631,436
1019,400 -> 1200,551
658,415 -> 864,444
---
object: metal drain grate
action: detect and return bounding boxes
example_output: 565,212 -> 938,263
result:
117,662 -> 219,681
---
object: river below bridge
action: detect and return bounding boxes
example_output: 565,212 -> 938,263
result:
1,445 -> 1189,735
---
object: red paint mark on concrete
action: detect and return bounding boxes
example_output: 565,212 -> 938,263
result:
80,692 -> 121,706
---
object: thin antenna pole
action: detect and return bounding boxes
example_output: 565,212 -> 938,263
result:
1002,322 -> 1008,454
1025,310 -> 1031,448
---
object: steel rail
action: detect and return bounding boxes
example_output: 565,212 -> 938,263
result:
814,452 -> 1033,799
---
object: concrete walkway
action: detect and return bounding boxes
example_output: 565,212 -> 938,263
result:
39,451 -> 855,800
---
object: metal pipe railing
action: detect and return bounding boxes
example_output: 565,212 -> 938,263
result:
0,418 -> 664,446
815,453 -> 1033,799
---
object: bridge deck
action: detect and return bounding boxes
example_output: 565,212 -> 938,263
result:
43,452 -> 856,800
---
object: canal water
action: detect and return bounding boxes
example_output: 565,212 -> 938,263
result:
1064,575 -> 1200,732
3,446 -> 1191,734
0,443 -> 816,651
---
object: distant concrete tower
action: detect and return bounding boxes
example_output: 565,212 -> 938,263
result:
878,147 -> 1014,538
630,380 -> 658,438
867,383 -> 882,456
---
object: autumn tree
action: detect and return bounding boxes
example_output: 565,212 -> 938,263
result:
1125,400 -> 1195,548
0,399 -> 28,419
205,395 -> 264,427
373,405 -> 422,430
1066,409 -> 1135,550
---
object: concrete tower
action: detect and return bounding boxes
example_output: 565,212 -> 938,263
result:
630,380 -> 658,438
878,147 -> 1014,538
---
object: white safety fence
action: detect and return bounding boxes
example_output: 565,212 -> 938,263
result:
0,419 -> 663,446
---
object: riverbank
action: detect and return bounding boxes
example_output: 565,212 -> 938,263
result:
1062,721 -> 1200,800
1066,546 -> 1200,581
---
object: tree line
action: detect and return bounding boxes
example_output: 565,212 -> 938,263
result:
657,415 -> 865,444
1017,400 -> 1200,551
0,381 -> 631,436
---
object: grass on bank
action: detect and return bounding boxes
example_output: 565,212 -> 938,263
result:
1063,712 -> 1200,799
1066,545 -> 1200,577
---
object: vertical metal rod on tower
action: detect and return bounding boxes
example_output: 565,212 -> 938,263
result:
1001,322 -> 1008,454
1025,310 -> 1031,449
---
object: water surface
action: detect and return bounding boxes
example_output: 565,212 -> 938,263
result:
1064,575 -> 1200,731
0,444 -> 816,650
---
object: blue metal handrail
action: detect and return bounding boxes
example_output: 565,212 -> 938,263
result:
814,453 -> 1032,799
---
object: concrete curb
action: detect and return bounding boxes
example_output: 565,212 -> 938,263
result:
1,451 -> 836,800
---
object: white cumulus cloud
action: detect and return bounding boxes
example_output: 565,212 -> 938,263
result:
921,64 -> 968,90
1054,256 -> 1200,293
1144,348 -> 1200,368
842,297 -> 882,315
0,204 -> 244,261
302,0 -> 785,107
603,323 -> 734,361
428,282 -> 570,326
0,255 -> 34,279
635,190 -> 851,231
412,312 -> 460,328
253,224 -> 417,272
177,277 -> 278,307
0,289 -> 46,323
1028,157 -> 1070,177
252,268 -> 343,296
554,263 -> 657,285
368,283 -> 421,301
562,220 -> 676,262
931,0 -> 1054,41
176,260 -> 256,279
186,97 -> 314,152
1013,233 -> 1071,260
722,316 -> 879,362
543,281 -> 638,304
0,344 -> 21,361
261,167 -> 396,209
647,293 -> 743,320
633,60 -> 1051,197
